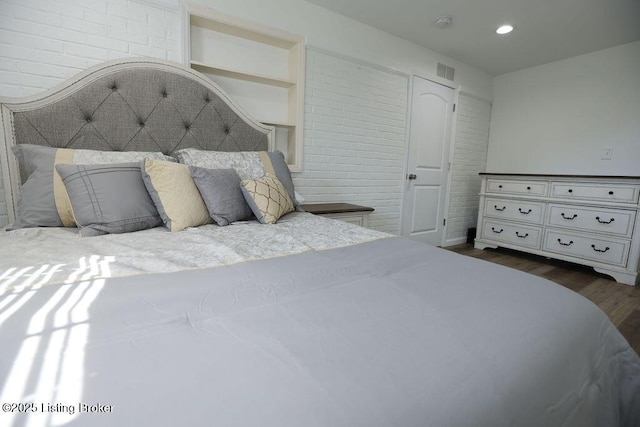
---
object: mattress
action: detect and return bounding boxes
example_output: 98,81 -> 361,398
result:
1,215 -> 639,427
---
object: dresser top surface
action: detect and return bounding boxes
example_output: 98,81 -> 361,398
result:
480,173 -> 640,179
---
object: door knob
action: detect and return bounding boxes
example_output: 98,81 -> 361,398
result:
407,174 -> 417,180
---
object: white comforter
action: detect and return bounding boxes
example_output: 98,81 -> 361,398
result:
0,213 -> 387,292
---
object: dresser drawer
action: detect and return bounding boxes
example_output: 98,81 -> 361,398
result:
486,179 -> 547,196
547,204 -> 636,238
550,182 -> 640,203
543,230 -> 629,267
484,198 -> 545,225
481,220 -> 542,249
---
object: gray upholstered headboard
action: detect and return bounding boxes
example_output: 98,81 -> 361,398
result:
0,57 -> 273,223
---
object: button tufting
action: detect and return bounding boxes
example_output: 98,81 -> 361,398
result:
85,117 -> 92,123
139,121 -> 145,127
162,92 -> 168,98
111,85 -> 117,91
204,96 -> 210,103
224,127 -> 230,134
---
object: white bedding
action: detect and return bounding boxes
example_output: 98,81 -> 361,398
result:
0,212 -> 387,292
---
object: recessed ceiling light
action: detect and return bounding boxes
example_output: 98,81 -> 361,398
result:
496,25 -> 514,35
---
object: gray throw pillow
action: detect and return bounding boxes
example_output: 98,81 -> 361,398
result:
265,151 -> 299,210
9,144 -> 61,229
55,162 -> 162,237
189,166 -> 253,226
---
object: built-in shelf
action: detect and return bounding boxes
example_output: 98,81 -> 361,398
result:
183,2 -> 305,172
190,61 -> 296,88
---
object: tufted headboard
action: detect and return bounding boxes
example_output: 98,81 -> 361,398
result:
0,57 -> 273,223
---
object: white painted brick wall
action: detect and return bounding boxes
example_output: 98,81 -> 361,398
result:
0,171 -> 6,227
445,94 -> 491,245
0,0 -> 180,98
295,49 -> 408,234
0,0 -> 180,226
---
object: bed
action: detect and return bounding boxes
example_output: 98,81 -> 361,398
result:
0,58 -> 639,427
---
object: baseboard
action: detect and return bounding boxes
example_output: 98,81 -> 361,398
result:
442,237 -> 467,247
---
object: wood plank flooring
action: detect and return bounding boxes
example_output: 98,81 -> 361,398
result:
447,244 -> 640,356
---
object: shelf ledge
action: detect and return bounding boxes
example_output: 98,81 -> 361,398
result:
191,61 -> 295,88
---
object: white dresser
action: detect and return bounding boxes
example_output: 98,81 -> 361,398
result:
474,174 -> 640,285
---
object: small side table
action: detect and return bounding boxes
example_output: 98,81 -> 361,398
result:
300,203 -> 374,228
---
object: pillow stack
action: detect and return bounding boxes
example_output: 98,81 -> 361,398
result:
8,145 -> 298,237
9,144 -> 174,230
178,149 -> 297,225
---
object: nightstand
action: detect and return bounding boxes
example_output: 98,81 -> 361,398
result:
300,203 -> 374,228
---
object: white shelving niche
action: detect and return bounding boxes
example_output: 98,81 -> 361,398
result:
183,2 -> 306,171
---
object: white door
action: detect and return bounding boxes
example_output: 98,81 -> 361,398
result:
401,76 -> 454,246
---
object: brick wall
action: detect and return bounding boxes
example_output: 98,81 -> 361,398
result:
295,49 -> 408,233
0,169 -> 6,227
0,0 -> 180,98
445,94 -> 491,245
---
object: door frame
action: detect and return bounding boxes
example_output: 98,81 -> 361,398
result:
399,73 -> 459,245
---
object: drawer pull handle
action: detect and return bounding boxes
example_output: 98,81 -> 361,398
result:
557,239 -> 574,246
515,232 -> 529,238
498,185 -> 503,189
518,208 -> 532,214
491,227 -> 504,234
494,205 -> 506,211
608,191 -> 614,195
595,216 -> 615,224
561,213 -> 578,220
591,244 -> 610,253
568,189 -> 573,193
526,186 -> 531,190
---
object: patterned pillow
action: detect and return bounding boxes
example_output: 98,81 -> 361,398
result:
8,144 -> 174,230
240,173 -> 294,224
141,159 -> 211,232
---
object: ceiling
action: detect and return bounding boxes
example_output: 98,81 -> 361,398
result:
304,0 -> 640,76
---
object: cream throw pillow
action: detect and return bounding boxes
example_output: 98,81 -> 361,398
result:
241,173 -> 294,224
141,159 -> 211,232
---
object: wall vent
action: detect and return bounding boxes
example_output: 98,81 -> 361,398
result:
437,63 -> 455,81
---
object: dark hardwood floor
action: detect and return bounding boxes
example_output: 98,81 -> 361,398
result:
447,243 -> 640,356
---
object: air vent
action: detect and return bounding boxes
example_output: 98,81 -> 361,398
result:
437,63 -> 455,81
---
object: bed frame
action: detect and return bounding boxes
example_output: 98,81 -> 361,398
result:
0,57 -> 274,225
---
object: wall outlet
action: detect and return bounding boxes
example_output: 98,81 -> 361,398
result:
601,148 -> 613,160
